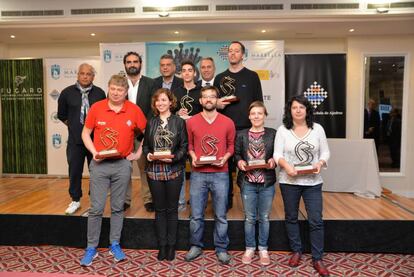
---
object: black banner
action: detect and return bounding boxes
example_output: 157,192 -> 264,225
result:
285,54 -> 346,138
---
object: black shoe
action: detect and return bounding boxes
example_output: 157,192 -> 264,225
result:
157,246 -> 167,261
227,198 -> 233,211
144,202 -> 155,212
166,245 -> 175,261
123,203 -> 130,211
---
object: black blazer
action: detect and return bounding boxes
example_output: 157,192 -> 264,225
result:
234,127 -> 277,187
154,75 -> 183,93
135,75 -> 156,120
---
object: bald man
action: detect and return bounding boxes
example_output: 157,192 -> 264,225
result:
58,63 -> 106,214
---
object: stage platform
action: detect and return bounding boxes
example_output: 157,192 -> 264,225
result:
0,177 -> 413,254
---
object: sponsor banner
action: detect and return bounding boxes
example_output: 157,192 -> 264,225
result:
45,58 -> 101,175
0,59 -> 46,173
99,43 -> 146,86
285,54 -> 346,138
146,40 -> 284,128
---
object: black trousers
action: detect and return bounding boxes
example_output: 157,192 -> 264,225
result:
148,174 -> 183,247
67,143 -> 92,202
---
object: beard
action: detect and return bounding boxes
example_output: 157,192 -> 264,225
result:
202,102 -> 217,112
126,66 -> 141,76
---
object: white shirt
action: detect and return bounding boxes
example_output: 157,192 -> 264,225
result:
201,77 -> 215,87
273,123 -> 330,186
127,77 -> 141,104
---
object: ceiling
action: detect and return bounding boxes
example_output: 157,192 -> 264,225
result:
0,0 -> 413,44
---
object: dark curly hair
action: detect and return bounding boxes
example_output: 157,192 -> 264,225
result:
282,95 -> 314,129
151,88 -> 177,116
123,51 -> 142,65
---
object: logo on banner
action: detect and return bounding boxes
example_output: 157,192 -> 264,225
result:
304,81 -> 328,109
52,133 -> 62,149
103,50 -> 112,63
217,45 -> 229,61
49,89 -> 60,100
50,112 -> 60,123
51,64 -> 61,80
14,76 -> 27,86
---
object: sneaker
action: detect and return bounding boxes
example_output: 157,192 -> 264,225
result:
216,251 -> 231,265
184,246 -> 202,262
242,249 -> 255,264
109,242 -> 126,262
65,201 -> 80,214
259,250 -> 271,266
80,247 -> 97,266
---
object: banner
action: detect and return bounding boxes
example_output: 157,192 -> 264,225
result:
0,59 -> 46,174
146,40 -> 284,128
99,43 -> 146,85
285,54 -> 346,138
45,58 -> 101,175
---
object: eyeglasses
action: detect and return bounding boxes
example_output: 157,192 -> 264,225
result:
201,95 -> 217,99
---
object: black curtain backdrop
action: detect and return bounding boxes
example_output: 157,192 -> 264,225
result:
285,54 -> 346,138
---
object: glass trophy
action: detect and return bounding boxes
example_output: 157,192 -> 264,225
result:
152,126 -> 175,160
293,141 -> 317,175
195,134 -> 220,165
95,128 -> 120,159
179,94 -> 194,120
219,76 -> 239,103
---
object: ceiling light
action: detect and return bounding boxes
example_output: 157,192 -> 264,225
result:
90,33 -> 96,37
376,7 -> 389,13
392,64 -> 396,67
349,29 -> 355,32
378,68 -> 382,71
174,31 -> 179,34
159,12 -> 169,17
261,30 -> 266,33
378,60 -> 382,64
10,35 -> 15,39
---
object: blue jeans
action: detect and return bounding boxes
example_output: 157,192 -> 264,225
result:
189,172 -> 229,253
178,171 -> 186,205
280,183 -> 324,261
241,181 -> 275,250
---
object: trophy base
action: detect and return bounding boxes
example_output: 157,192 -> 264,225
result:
152,151 -> 174,160
245,163 -> 271,171
221,96 -> 239,103
195,156 -> 220,165
96,149 -> 120,160
295,165 -> 317,175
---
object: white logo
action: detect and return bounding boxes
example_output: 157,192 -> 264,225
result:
97,121 -> 106,125
126,120 -> 132,127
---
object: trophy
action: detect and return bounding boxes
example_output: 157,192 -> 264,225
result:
95,128 -> 120,159
179,94 -> 194,120
195,134 -> 220,165
244,143 -> 270,171
219,76 -> 239,103
293,141 -> 317,175
152,126 -> 175,160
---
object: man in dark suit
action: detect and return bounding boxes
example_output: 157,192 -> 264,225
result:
154,54 -> 183,93
364,98 -> 381,151
123,51 -> 156,212
196,57 -> 216,87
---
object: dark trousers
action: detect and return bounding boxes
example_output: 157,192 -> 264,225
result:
280,183 -> 324,261
148,174 -> 183,247
227,156 -> 235,202
67,143 -> 92,202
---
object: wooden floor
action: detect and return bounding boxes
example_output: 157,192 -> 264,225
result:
0,177 -> 413,221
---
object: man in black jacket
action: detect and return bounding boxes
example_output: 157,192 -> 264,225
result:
123,51 -> 156,212
58,63 -> 106,214
154,54 -> 183,93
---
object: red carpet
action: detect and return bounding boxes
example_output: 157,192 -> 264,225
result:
0,246 -> 413,276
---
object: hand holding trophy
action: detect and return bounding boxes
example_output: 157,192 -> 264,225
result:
293,141 -> 317,175
152,125 -> 175,160
195,134 -> 220,165
219,76 -> 239,103
95,127 -> 120,159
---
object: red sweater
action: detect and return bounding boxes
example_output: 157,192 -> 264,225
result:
186,112 -> 235,172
